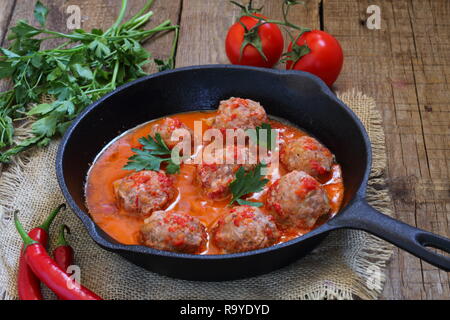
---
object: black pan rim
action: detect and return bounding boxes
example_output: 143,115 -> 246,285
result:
56,64 -> 372,261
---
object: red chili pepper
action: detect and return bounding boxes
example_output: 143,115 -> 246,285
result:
53,225 -> 74,300
14,212 -> 103,300
17,204 -> 66,300
54,225 -> 74,273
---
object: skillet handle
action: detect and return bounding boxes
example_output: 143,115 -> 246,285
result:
331,200 -> 450,271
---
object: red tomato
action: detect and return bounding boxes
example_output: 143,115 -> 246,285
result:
225,15 -> 284,68
286,30 -> 343,87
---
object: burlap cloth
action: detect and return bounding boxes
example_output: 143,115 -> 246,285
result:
0,91 -> 394,300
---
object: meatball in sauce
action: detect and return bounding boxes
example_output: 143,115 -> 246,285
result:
265,170 -> 330,230
114,170 -> 175,217
140,211 -> 207,254
150,117 -> 193,149
85,98 -> 344,254
212,205 -> 280,254
280,136 -> 334,177
211,97 -> 268,130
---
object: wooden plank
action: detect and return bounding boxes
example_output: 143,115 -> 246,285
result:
323,0 -> 450,299
0,0 -> 16,94
407,0 -> 450,299
0,0 -> 16,45
176,0 -> 320,67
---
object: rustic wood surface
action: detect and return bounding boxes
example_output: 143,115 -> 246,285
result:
0,0 -> 448,300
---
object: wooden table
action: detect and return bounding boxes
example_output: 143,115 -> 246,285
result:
1,0 -> 449,300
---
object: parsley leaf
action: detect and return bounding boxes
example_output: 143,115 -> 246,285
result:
139,134 -> 170,155
31,113 -> 61,137
123,133 -> 180,174
229,163 -> 269,207
236,199 -> 263,207
123,148 -> 166,172
154,58 -> 174,72
165,160 -> 181,174
34,1 -> 48,27
255,122 -> 274,150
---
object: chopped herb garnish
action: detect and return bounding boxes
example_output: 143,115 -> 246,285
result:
229,163 -> 269,207
123,133 -> 180,174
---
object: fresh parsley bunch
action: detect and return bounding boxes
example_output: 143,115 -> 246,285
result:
0,0 -> 178,162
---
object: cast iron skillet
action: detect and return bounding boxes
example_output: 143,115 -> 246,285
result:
56,65 -> 450,280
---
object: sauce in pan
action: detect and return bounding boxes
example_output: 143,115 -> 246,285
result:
85,110 -> 344,254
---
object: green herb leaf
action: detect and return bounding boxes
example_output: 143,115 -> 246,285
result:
0,47 -> 20,58
0,114 -> 14,147
27,103 -> 55,116
0,61 -> 14,79
31,113 -> 60,137
124,148 -> 166,171
55,100 -> 75,115
72,64 -> 93,80
46,68 -> 62,81
34,1 -> 49,27
236,198 -> 263,207
154,58 -> 174,72
9,21 -> 41,38
229,163 -> 269,206
166,160 -> 181,174
90,28 -> 104,36
123,133 -> 180,174
88,39 -> 111,58
254,122 -> 273,150
31,54 -> 43,68
139,133 -> 170,155
0,135 -> 45,163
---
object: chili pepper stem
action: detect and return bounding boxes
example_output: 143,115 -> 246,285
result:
14,211 -> 38,248
38,203 -> 66,232
56,225 -> 71,247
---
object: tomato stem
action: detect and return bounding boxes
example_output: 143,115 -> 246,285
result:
231,0 -> 311,63
239,21 -> 268,62
230,0 -> 263,15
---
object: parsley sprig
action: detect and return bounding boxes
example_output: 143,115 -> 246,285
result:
254,122 -> 274,150
0,0 -> 178,162
123,133 -> 180,174
229,163 -> 269,207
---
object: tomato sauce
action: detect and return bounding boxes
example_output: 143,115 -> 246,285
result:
85,111 -> 344,254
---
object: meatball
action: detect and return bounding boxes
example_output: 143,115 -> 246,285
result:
265,170 -> 330,229
150,117 -> 193,149
212,205 -> 280,254
196,146 -> 257,200
211,97 -> 268,130
140,211 -> 207,253
114,170 -> 175,216
280,136 -> 334,177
